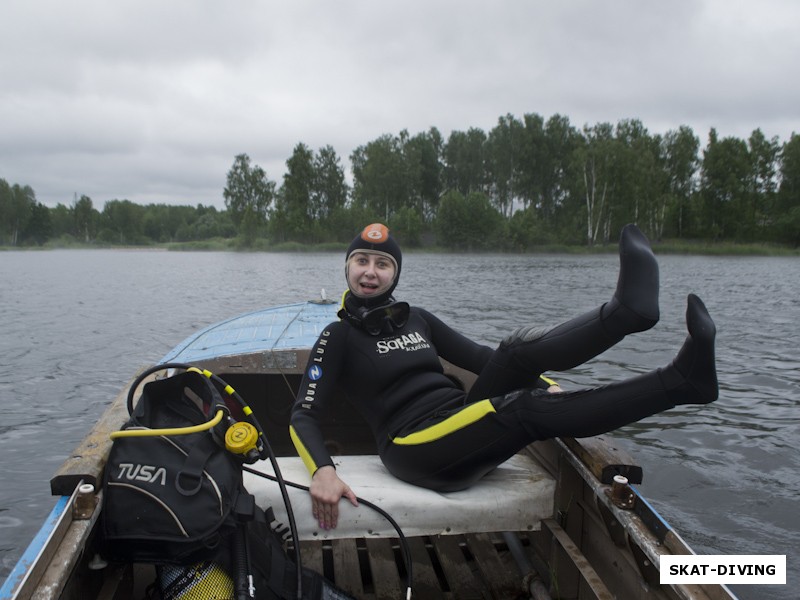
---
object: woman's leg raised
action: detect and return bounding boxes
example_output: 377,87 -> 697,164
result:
468,224 -> 660,402
392,294 -> 718,493
492,294 -> 718,440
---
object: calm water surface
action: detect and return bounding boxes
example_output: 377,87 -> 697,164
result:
1,249 -> 798,599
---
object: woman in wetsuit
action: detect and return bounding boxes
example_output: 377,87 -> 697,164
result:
289,223 -> 718,530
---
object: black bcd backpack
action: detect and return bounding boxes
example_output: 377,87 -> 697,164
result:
101,368 -> 352,600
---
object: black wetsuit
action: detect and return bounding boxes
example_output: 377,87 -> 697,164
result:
289,303 -> 679,492
290,224 -> 717,492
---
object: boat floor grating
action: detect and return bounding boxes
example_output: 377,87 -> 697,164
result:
293,531 -> 536,600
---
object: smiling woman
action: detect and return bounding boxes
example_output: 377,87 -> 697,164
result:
344,223 -> 402,302
336,223 -> 409,336
345,223 -> 401,304
346,253 -> 396,298
289,223 -> 724,538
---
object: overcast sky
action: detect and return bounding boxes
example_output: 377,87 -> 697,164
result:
2,0 -> 798,210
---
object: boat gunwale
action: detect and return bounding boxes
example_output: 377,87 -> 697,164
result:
3,300 -> 740,600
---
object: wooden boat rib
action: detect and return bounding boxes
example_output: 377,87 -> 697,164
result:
1,300 -> 738,600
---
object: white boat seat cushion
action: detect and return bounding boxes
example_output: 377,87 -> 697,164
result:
243,454 -> 555,540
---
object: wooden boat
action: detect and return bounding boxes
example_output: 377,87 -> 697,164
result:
1,299 -> 738,600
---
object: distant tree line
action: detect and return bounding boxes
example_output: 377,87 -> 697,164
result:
2,113 -> 799,249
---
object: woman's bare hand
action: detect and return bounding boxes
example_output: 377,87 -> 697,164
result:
309,465 -> 358,529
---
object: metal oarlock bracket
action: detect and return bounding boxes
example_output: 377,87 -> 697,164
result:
72,483 -> 98,520
605,474 -> 636,509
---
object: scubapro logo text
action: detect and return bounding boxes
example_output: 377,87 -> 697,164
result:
376,332 -> 430,354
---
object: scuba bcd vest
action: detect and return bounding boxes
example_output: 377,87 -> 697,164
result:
101,366 -> 352,600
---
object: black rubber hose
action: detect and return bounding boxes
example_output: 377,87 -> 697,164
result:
242,465 -> 414,598
125,363 -> 305,599
233,524 -> 250,600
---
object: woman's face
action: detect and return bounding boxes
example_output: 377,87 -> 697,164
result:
346,251 -> 397,298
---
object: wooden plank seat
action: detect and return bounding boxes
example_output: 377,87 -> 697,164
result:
243,453 -> 555,541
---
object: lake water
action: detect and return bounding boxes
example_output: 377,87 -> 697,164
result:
1,249 -> 798,599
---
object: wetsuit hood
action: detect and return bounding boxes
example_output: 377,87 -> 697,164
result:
345,223 -> 402,308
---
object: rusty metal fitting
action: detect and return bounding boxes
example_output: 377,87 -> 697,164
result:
607,474 -> 636,509
72,483 -> 98,519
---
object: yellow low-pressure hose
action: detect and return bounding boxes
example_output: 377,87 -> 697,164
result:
109,409 -> 225,439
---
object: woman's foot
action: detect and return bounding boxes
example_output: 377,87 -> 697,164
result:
661,294 -> 719,404
601,224 -> 660,337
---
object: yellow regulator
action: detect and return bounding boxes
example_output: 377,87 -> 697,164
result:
224,421 -> 260,458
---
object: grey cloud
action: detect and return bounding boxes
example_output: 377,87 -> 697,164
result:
1,0 -> 797,209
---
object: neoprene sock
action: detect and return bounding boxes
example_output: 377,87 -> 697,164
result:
466,224 -> 661,402
500,224 -> 659,369
599,223 -> 660,338
658,294 -> 719,405
494,295 -> 718,440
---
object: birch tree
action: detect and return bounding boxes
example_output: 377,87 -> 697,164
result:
574,123 -> 615,245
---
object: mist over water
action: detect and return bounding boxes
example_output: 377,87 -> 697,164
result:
1,249 -> 797,599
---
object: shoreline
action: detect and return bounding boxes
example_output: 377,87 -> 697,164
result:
3,240 -> 798,257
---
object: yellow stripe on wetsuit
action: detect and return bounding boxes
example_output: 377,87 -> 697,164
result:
391,399 -> 496,446
539,375 -> 559,388
289,425 -> 319,475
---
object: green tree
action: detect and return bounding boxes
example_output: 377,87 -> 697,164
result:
274,143 -> 316,242
435,190 -> 503,250
0,179 -> 12,244
443,128 -> 488,197
661,126 -> 700,238
142,205 -> 169,242
23,201 -> 53,245
177,206 -> 236,241
747,129 -> 780,238
507,206 -> 556,250
775,133 -> 800,245
487,113 -> 578,228
388,205 -> 423,247
569,123 -> 617,245
49,203 -> 73,240
402,128 -> 444,221
486,114 -> 523,218
515,113 -> 548,213
73,195 -> 98,243
699,129 -> 751,240
239,206 -> 261,245
140,204 -> 197,243
351,134 -> 408,221
100,199 -> 145,244
3,184 -> 36,246
223,154 -> 275,229
312,145 -> 349,223
541,114 -> 579,226
612,119 -> 663,238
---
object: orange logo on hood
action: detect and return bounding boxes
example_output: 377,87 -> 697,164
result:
361,223 -> 389,243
